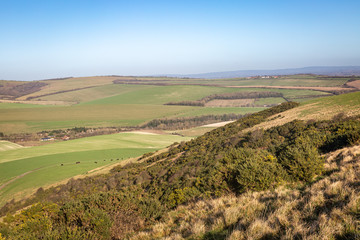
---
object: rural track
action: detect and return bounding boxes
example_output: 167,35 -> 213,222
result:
0,167 -> 43,191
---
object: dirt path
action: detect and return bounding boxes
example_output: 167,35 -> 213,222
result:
0,168 -> 42,191
202,121 -> 235,127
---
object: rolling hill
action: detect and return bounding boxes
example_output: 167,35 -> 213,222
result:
0,74 -> 356,135
1,92 -> 359,239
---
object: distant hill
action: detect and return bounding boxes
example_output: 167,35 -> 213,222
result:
166,66 -> 360,79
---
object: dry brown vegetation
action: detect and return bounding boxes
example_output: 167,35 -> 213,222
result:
246,92 -> 360,132
347,80 -> 360,89
205,99 -> 255,107
0,81 -> 47,100
132,145 -> 360,240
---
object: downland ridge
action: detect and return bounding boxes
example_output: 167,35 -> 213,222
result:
1,93 -> 360,239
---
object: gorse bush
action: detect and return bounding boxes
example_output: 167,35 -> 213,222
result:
224,148 -> 288,192
279,136 -> 324,181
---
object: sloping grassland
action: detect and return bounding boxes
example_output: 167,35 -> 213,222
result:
1,94 -> 360,239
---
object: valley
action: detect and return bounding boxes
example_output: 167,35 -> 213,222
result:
0,75 -> 359,239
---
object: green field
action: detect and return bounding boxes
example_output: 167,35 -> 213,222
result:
0,132 -> 191,206
0,84 -> 331,134
298,91 -> 360,117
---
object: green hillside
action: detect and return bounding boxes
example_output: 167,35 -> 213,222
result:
1,94 -> 359,239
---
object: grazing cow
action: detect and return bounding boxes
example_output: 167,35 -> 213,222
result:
76,161 -> 80,164
94,161 -> 97,164
60,164 -> 63,166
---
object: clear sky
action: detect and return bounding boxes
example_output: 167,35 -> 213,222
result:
1,0 -> 360,80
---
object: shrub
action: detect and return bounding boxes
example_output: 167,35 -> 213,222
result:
224,148 -> 288,192
279,136 -> 324,182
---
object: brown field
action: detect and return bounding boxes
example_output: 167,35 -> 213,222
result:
205,99 -> 255,107
347,80 -> 360,89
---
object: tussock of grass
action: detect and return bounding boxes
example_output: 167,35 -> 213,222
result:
132,145 -> 360,240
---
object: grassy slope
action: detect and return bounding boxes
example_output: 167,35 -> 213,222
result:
249,91 -> 360,131
0,132 -> 191,206
133,145 -> 360,240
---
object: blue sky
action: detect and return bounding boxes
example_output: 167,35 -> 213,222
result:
1,0 -> 360,80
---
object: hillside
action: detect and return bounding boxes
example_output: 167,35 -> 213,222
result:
133,145 -> 360,239
1,92 -> 360,239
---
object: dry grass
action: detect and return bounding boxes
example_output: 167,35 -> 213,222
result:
205,99 -> 255,107
131,145 -> 360,240
347,80 -> 360,89
246,93 -> 360,132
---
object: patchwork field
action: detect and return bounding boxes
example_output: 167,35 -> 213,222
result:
0,84 -> 331,134
0,132 -> 191,206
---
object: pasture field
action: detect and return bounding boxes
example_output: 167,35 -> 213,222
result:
33,84 -> 152,104
0,132 -> 191,206
0,103 -> 51,109
177,106 -> 266,117
39,84 -> 330,105
0,84 -> 330,134
17,76 -> 122,100
0,104 -> 191,134
81,85 -> 235,105
254,97 -> 286,105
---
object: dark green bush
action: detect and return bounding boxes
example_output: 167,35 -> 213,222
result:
279,136 -> 324,182
224,148 -> 288,192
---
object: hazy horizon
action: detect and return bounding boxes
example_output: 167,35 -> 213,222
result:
1,0 -> 360,80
